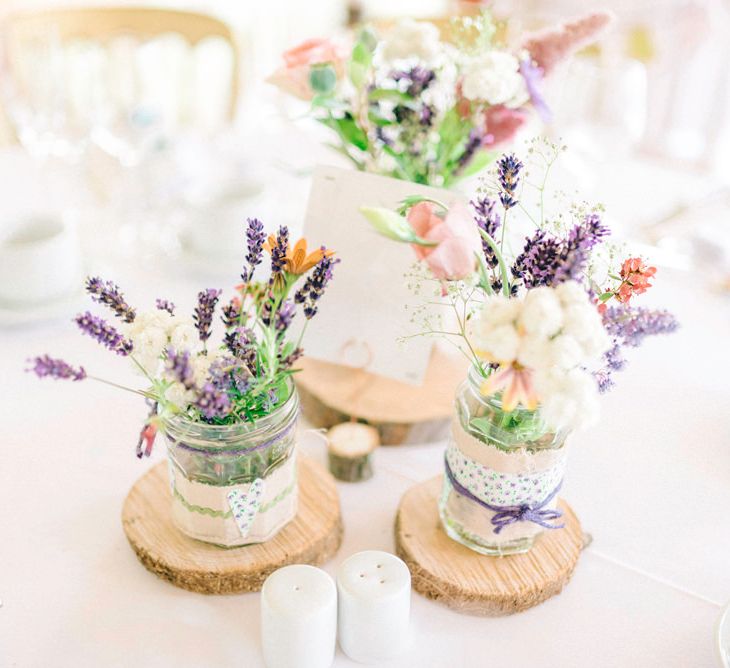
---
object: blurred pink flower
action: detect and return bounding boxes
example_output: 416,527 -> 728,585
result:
483,105 -> 528,147
521,11 -> 614,76
268,38 -> 346,100
407,202 -> 478,280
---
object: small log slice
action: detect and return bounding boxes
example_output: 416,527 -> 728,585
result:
122,457 -> 343,594
327,422 -> 380,482
395,476 -> 584,616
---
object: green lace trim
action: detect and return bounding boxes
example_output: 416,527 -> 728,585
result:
173,475 -> 297,519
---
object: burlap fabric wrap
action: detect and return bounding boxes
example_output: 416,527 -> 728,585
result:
442,418 -> 568,546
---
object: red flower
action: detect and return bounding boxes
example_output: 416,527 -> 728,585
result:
616,257 -> 657,304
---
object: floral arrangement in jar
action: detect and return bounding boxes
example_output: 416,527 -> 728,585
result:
27,219 -> 338,547
361,139 -> 677,555
269,11 -> 612,187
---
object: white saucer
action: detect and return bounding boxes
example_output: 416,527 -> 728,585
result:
0,283 -> 86,327
716,601 -> 730,667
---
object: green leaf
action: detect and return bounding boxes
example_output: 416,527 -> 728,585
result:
598,292 -> 614,302
348,41 -> 372,88
478,228 -> 510,296
311,95 -> 347,111
368,88 -> 412,103
475,251 -> 494,295
309,64 -> 337,94
453,150 -> 497,181
359,206 -> 437,246
357,27 -> 378,53
328,114 -> 369,151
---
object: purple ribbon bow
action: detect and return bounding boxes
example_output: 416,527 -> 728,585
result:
444,455 -> 565,535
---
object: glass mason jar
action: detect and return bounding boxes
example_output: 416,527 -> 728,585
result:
164,383 -> 299,547
439,365 -> 569,556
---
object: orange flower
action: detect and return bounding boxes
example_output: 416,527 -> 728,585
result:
481,363 -> 539,412
616,257 -> 656,304
262,236 -> 334,275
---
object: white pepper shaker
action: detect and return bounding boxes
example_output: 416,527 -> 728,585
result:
336,550 -> 411,663
261,565 -> 337,668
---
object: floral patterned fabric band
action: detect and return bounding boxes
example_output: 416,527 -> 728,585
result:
444,444 -> 565,534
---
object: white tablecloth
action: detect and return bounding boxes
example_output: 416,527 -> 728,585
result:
1,140 -> 729,667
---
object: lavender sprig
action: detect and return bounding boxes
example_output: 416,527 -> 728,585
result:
497,154 -> 523,210
602,305 -> 679,348
275,300 -> 296,332
85,277 -> 136,323
456,129 -> 483,175
224,327 -> 258,374
553,214 -> 610,283
511,229 -> 562,288
392,66 -> 436,97
221,301 -> 242,328
472,196 -> 501,268
270,226 -> 289,279
242,218 -> 266,283
75,311 -> 133,356
295,253 -> 338,319
27,355 -> 86,381
193,289 -> 221,343
165,348 -> 194,389
195,382 -> 231,420
156,299 -> 175,316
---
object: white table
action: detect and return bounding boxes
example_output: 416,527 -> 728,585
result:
1,141 -> 729,667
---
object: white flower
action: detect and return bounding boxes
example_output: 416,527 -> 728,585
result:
461,51 -> 529,107
130,326 -> 168,376
381,19 -> 441,63
165,382 -> 195,410
191,352 -> 216,386
167,316 -> 199,352
562,303 -> 610,358
519,287 -> 563,338
516,336 -> 551,368
535,368 -> 600,431
482,324 -> 519,363
555,280 -> 588,307
547,334 -> 584,369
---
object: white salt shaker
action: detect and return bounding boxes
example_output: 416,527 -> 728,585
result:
336,550 -> 411,663
261,565 -> 337,668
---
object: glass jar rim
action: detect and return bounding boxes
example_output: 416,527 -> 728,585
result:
161,380 -> 299,443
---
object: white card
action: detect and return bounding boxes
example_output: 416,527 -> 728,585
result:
301,166 -> 466,385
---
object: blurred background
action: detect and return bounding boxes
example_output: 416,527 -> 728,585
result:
0,0 -> 729,326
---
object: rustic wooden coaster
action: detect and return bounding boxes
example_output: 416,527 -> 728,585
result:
296,347 -> 466,445
395,476 -> 584,616
122,457 -> 343,594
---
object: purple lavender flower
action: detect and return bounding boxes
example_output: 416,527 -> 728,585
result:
27,354 -> 86,381
194,382 -> 231,420
207,355 -> 247,394
75,311 -> 133,356
242,218 -> 266,283
295,254 -> 339,319
519,58 -> 551,122
602,305 -> 679,348
392,66 -> 436,96
497,154 -> 523,210
604,344 -> 626,371
155,299 -> 175,316
85,277 -> 136,323
511,229 -> 562,287
221,300 -> 242,328
280,346 -> 303,369
553,214 -> 610,283
193,288 -> 221,343
269,226 -> 289,279
420,104 -> 434,127
224,327 -> 257,374
594,369 -> 614,394
456,129 -> 483,175
275,300 -> 296,332
472,196 -> 501,268
375,126 -> 394,147
165,348 -> 194,388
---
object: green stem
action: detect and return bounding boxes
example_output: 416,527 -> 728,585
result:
478,229 -> 510,297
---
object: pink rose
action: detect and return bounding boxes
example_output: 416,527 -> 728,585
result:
407,201 -> 479,280
483,105 -> 528,147
268,38 -> 346,101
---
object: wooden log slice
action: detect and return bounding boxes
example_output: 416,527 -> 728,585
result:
122,457 -> 343,594
295,346 -> 466,445
395,476 -> 584,616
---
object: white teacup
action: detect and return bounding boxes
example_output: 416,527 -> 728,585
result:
0,214 -> 81,306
